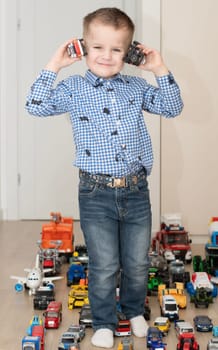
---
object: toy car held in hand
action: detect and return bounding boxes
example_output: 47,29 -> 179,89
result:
67,39 -> 86,58
124,41 -> 145,66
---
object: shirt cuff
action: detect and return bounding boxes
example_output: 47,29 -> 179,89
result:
36,69 -> 57,87
156,71 -> 176,87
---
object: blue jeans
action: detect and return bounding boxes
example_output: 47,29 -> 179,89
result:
79,171 -> 151,332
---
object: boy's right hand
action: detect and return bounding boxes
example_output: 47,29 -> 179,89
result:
45,39 -> 82,73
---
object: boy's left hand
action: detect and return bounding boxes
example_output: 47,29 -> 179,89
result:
138,45 -> 169,77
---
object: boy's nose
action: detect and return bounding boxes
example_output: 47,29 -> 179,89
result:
102,50 -> 112,59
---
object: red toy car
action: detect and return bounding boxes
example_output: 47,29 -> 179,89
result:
176,333 -> 199,350
115,320 -> 131,336
152,214 -> 192,264
43,301 -> 62,329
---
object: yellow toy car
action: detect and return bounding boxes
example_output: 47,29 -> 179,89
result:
153,316 -> 171,335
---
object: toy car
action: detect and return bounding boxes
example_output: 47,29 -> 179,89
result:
58,331 -> 80,350
160,295 -> 179,320
70,244 -> 89,266
68,285 -> 89,309
26,315 -> 43,335
41,212 -> 74,262
153,317 -> 171,336
190,287 -> 213,308
115,320 -> 131,336
67,39 -> 86,58
175,320 -> 194,338
152,214 -> 192,263
117,337 -> 134,350
213,325 -> 218,337
147,326 -> 163,348
66,324 -> 85,342
147,267 -> 170,295
144,297 -> 151,321
193,315 -> 213,332
37,240 -> 62,276
187,272 -> 217,298
43,301 -> 62,329
207,338 -> 218,350
169,260 -> 190,285
79,304 -> 93,328
66,263 -> 86,286
176,333 -> 199,350
124,40 -> 145,66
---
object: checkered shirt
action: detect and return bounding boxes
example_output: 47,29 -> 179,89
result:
26,69 -> 183,176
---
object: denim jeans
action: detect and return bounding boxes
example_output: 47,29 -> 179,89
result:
79,171 -> 151,332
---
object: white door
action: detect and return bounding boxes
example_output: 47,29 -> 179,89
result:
17,0 -> 140,219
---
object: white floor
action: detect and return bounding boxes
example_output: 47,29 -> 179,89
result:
1,220 -> 217,350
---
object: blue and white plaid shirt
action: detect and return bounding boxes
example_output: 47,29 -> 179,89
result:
26,69 -> 183,176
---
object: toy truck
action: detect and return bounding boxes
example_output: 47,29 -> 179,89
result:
190,287 -> 213,308
40,212 -> 74,262
147,267 -> 170,295
31,325 -> 45,350
33,286 -> 55,310
66,263 -> 87,286
43,301 -> 62,328
193,217 -> 218,277
68,285 -> 89,310
152,214 -> 192,263
160,294 -> 179,320
158,283 -> 187,309
37,240 -> 62,276
22,336 -> 41,350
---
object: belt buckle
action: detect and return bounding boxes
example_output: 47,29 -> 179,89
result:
109,177 -> 126,188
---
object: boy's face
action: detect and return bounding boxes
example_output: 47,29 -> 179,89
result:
84,21 -> 131,79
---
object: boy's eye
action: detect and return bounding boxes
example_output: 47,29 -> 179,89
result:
93,46 -> 101,49
113,48 -> 122,52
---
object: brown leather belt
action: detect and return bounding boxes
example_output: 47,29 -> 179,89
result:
79,168 -> 147,188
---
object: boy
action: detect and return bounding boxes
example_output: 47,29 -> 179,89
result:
26,7 -> 183,348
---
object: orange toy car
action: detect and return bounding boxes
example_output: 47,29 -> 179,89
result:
41,212 -> 74,262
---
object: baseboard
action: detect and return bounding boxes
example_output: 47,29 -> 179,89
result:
190,235 -> 208,244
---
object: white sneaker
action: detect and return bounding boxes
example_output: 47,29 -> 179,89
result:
91,328 -> 114,348
130,315 -> 149,337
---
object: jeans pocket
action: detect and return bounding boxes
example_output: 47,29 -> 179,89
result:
135,178 -> 150,197
79,178 -> 98,196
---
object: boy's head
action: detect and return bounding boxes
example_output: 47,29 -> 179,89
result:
83,8 -> 135,79
83,7 -> 135,45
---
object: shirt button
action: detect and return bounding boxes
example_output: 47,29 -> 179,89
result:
103,107 -> 110,114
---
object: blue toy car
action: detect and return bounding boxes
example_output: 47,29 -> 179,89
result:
193,315 -> 213,332
213,325 -> 218,337
66,263 -> 86,286
147,326 -> 163,348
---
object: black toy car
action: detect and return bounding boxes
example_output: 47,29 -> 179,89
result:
79,304 -> 93,328
33,286 -> 55,310
124,41 -> 145,66
193,315 -> 213,332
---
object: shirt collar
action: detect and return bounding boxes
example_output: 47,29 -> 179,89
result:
85,70 -> 128,87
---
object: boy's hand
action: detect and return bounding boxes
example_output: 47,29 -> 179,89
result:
138,45 -> 169,77
45,39 -> 82,73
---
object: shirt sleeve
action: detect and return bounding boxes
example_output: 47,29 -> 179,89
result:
142,72 -> 184,118
25,70 -> 72,117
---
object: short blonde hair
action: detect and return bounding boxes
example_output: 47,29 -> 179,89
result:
83,7 -> 135,43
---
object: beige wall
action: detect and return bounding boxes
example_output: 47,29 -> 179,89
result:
161,0 -> 218,238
